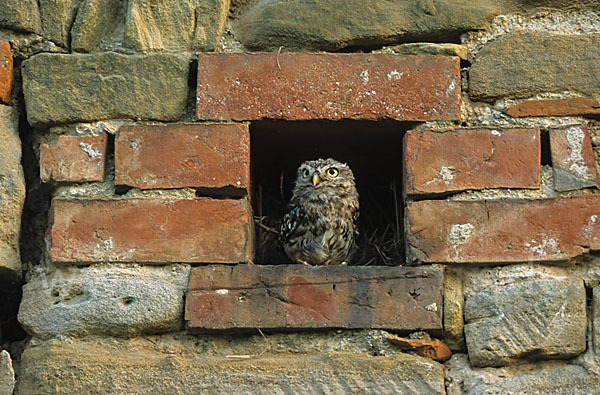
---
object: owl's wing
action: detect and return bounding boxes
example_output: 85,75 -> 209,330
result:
280,205 -> 304,242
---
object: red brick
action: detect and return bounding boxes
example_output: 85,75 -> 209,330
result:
48,198 -> 253,263
404,127 -> 540,196
0,42 -> 13,104
115,123 -> 250,193
505,97 -> 600,117
196,53 -> 460,121
40,134 -> 107,183
549,125 -> 599,192
185,265 -> 442,332
387,336 -> 452,362
406,195 -> 600,264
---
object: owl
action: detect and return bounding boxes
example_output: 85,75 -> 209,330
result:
280,158 -> 359,265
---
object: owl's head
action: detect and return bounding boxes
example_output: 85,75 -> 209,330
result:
294,158 -> 356,191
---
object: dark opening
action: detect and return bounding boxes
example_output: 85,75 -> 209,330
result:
251,120 -> 415,266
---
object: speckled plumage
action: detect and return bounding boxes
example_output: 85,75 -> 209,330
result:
281,158 -> 359,265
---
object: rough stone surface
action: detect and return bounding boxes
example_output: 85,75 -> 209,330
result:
443,268 -> 464,351
595,286 -> 600,353
0,42 -> 13,104
550,125 -> 599,192
18,265 -> 190,339
235,0 -> 499,51
115,123 -> 250,193
464,277 -> 586,367
186,265 -> 443,332
124,0 -> 229,52
380,43 -> 468,59
470,32 -> 600,101
505,97 -> 600,117
17,336 -> 445,394
40,134 -> 108,183
0,0 -> 42,34
39,0 -> 80,48
0,106 -> 25,279
404,127 -> 540,196
406,195 -> 600,264
197,53 -> 460,122
0,350 -> 14,395
71,0 -> 127,53
446,354 -> 600,394
22,52 -> 190,127
48,198 -> 253,264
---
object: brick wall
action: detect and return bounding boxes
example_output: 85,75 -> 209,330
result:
1,1 -> 600,393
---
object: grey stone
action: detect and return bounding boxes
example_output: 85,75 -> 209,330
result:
124,0 -> 229,52
0,106 -> 25,280
379,43 -> 468,59
595,286 -> 600,354
0,0 -> 42,34
446,354 -> 600,395
39,0 -> 80,48
16,334 -> 445,394
234,0 -> 500,51
470,32 -> 600,101
71,0 -> 127,53
22,52 -> 190,127
464,277 -> 586,367
18,264 -> 191,339
0,351 -> 15,395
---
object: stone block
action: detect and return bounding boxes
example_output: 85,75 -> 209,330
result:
40,134 -> 107,183
18,265 -> 190,339
464,277 -> 586,367
71,0 -> 127,53
470,32 -> 600,101
0,43 -> 13,104
235,0 -> 499,51
382,43 -> 468,59
39,0 -> 80,48
549,125 -> 599,192
186,265 -> 442,331
505,97 -> 600,117
48,197 -> 253,264
405,196 -> 600,264
22,52 -> 189,127
17,336 -> 445,394
443,267 -> 464,351
196,53 -> 460,121
0,106 -> 25,279
0,351 -> 14,395
0,0 -> 41,34
404,127 -> 540,196
115,123 -> 250,193
594,286 -> 600,353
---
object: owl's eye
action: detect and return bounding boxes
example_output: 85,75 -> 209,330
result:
327,168 -> 339,178
302,169 -> 310,178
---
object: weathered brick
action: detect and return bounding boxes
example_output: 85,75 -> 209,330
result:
387,336 -> 452,362
48,198 -> 253,264
405,195 -> 600,264
505,97 -> 600,117
40,134 -> 107,183
185,265 -> 442,332
116,123 -> 250,193
549,125 -> 599,192
196,53 -> 460,121
404,127 -> 540,196
0,42 -> 12,104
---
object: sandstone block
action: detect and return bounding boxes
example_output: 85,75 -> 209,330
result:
549,125 -> 599,192
594,286 -> 600,353
48,198 -> 253,264
404,127 -> 540,196
39,0 -> 80,48
40,134 -> 107,183
470,32 -> 600,101
464,277 -> 586,367
0,43 -> 13,104
0,106 -> 25,279
71,0 -> 126,53
186,265 -> 442,331
443,267 -> 464,351
505,97 -> 600,117
17,336 -> 445,394
0,0 -> 41,34
406,196 -> 600,264
0,351 -> 14,395
235,0 -> 499,51
18,265 -> 190,339
196,53 -> 460,121
383,43 -> 468,59
115,123 -> 249,193
22,52 -> 189,127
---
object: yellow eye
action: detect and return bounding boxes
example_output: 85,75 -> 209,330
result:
327,168 -> 339,178
302,169 -> 310,178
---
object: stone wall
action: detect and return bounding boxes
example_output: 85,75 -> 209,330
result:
1,0 -> 600,393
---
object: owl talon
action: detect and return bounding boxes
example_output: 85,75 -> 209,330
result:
301,261 -> 311,266
341,261 -> 348,266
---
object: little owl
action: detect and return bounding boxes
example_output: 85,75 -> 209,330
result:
280,158 -> 359,265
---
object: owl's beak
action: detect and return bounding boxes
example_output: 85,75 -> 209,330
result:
312,173 -> 321,186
